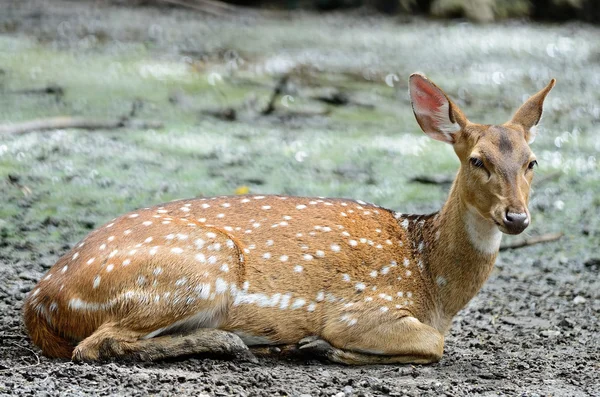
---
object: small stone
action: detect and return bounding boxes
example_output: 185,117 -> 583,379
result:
540,330 -> 561,337
573,296 -> 587,304
559,318 -> 575,328
333,393 -> 345,397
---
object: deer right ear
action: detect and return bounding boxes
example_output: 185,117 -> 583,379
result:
506,79 -> 556,144
409,73 -> 467,144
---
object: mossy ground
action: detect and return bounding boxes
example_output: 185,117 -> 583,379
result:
0,1 -> 598,395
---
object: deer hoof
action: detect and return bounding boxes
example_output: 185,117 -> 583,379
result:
298,337 -> 334,358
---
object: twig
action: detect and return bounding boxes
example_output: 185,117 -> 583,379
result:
9,84 -> 64,97
500,232 -> 563,251
410,175 -> 454,185
7,174 -> 32,196
261,75 -> 289,115
0,341 -> 41,372
0,117 -> 163,135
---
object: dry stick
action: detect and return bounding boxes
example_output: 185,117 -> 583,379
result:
500,232 -> 563,251
410,175 -> 454,185
0,117 -> 163,135
0,341 -> 41,372
9,85 -> 64,97
261,75 -> 289,115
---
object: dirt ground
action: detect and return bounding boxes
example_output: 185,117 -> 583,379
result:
1,1 -> 599,396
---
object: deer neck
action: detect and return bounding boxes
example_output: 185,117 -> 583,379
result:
410,177 -> 502,328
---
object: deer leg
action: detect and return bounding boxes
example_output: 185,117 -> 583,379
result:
306,316 -> 444,365
72,323 -> 255,362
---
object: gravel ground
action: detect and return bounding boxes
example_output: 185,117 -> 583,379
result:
0,1 -> 599,396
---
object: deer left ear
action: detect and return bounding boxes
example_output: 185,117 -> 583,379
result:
507,79 -> 556,143
409,73 -> 468,145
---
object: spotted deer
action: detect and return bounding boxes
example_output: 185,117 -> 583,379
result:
23,74 -> 555,365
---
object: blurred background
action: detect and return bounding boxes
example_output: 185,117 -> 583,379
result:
0,0 -> 599,395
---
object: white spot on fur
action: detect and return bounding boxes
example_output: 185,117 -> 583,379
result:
291,298 -> 306,309
215,278 -> 228,293
436,276 -> 448,287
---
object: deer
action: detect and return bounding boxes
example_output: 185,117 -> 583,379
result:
23,73 -> 556,365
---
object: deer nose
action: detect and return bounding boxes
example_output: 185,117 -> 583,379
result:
502,210 -> 529,234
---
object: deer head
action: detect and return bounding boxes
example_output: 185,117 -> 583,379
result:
409,73 -> 555,235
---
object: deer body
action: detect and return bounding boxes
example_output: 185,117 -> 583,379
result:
23,74 -> 555,364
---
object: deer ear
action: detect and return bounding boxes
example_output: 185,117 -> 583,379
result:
409,73 -> 467,144
508,79 -> 556,144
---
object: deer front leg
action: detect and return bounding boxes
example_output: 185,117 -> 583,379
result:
72,323 -> 255,362
303,316 -> 444,365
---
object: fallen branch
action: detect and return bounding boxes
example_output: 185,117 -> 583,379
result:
0,116 -> 163,135
500,232 -> 563,251
158,0 -> 256,17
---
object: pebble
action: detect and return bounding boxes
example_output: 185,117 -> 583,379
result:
573,296 -> 586,304
559,318 -> 575,328
540,330 -> 561,337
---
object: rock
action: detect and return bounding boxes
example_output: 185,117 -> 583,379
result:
559,318 -> 575,328
573,296 -> 587,304
540,330 -> 561,337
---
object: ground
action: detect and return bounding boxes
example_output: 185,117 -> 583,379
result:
0,1 -> 599,396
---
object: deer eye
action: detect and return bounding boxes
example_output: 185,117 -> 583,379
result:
528,160 -> 538,170
470,158 -> 484,168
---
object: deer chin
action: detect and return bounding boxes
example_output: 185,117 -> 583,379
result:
497,222 -> 529,236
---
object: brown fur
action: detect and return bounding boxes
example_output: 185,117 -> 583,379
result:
23,75 -> 555,364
